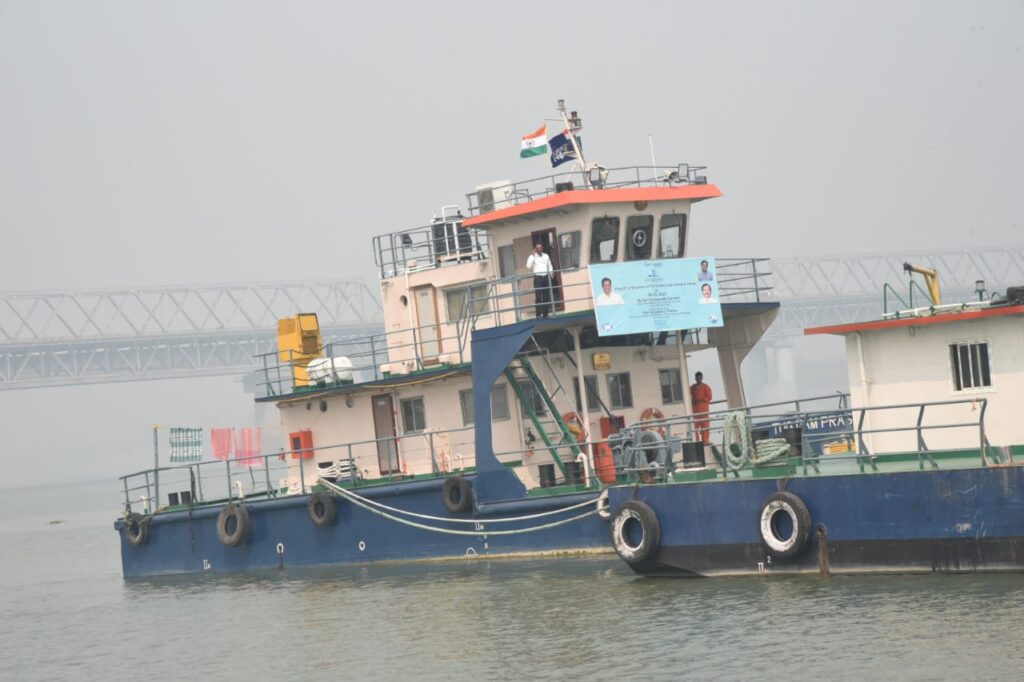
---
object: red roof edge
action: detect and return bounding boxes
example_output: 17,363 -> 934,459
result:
463,184 -> 723,228
804,304 -> 1024,336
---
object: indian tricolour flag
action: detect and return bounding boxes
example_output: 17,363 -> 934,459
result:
520,125 -> 548,158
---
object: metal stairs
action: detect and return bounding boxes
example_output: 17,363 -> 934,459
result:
503,339 -> 583,475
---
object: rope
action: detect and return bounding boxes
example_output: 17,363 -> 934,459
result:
721,412 -> 793,468
753,438 -> 791,465
320,479 -> 599,536
321,475 -> 598,528
722,411 -> 752,470
318,478 -> 599,524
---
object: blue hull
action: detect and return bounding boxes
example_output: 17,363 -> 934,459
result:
116,478 -> 610,577
607,465 -> 1024,577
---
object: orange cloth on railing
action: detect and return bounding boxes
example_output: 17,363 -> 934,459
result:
234,427 -> 262,467
211,428 -> 233,461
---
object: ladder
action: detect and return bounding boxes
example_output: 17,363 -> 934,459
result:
504,343 -> 583,475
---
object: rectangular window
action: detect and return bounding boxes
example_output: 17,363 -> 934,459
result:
950,341 -> 992,391
498,245 -> 517,277
606,372 -> 633,409
400,397 -> 426,433
445,282 -> 490,322
625,215 -> 654,261
517,380 -> 547,417
573,375 -> 601,413
659,369 -> 684,404
590,217 -> 620,263
558,231 -> 582,270
459,385 -> 511,425
659,214 -> 687,258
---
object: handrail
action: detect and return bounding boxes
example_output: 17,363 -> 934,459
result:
118,395 -> 1002,515
462,164 -> 710,217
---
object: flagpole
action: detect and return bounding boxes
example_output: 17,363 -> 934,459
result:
557,100 -> 588,187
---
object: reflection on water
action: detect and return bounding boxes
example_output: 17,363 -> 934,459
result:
3,480 -> 1024,681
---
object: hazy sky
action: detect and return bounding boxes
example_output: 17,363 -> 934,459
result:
1,1 -> 1022,489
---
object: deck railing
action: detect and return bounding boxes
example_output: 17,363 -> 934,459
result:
255,258 -> 773,400
119,425 -> 479,515
118,394 -> 1005,516
463,164 -> 710,217
372,215 -> 491,279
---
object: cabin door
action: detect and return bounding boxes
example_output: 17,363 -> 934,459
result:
512,236 -> 536,312
413,285 -> 441,362
372,394 -> 400,475
530,228 -> 564,311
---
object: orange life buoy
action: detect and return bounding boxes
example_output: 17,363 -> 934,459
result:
562,411 -> 588,443
640,407 -> 666,436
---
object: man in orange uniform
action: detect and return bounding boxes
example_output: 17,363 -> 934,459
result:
690,371 -> 713,444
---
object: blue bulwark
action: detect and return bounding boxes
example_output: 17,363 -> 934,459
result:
470,321 -> 535,502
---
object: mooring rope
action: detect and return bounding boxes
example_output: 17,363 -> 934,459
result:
722,411 -> 792,469
319,478 -> 600,536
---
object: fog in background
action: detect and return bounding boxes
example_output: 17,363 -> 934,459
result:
1,1 -> 1022,490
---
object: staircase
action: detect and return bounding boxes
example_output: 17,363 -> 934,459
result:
504,340 -> 583,475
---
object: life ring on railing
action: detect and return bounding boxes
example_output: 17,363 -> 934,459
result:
758,492 -> 812,559
610,500 -> 661,565
216,502 -> 250,547
562,411 -> 588,442
123,513 -> 149,546
640,407 -> 666,436
307,491 -> 337,528
442,476 -> 473,514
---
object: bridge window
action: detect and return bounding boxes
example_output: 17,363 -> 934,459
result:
400,397 -> 426,433
590,217 -> 620,263
659,214 -> 687,258
659,369 -> 684,404
606,372 -> 633,409
445,282 -> 490,322
558,231 -> 582,270
950,341 -> 991,391
459,385 -> 511,425
625,216 -> 654,261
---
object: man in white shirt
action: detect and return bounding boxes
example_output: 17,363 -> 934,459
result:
698,282 -> 718,304
595,277 -> 625,305
525,243 -> 554,317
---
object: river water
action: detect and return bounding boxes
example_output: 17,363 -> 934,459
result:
2,479 -> 1023,681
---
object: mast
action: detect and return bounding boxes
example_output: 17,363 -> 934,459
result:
556,99 -> 588,187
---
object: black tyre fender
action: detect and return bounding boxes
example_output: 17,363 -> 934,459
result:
759,491 -> 812,559
216,502 -> 250,547
442,476 -> 473,514
307,491 -> 337,528
124,513 -> 149,547
610,500 -> 661,565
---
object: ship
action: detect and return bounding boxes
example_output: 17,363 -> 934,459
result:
605,271 -> 1024,576
113,102 -> 780,577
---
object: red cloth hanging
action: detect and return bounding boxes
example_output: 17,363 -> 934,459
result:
211,428 -> 233,461
234,427 -> 262,467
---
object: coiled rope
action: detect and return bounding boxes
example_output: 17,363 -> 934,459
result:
318,478 -> 600,536
722,411 -> 792,470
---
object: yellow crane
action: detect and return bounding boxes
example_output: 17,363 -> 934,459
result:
902,262 -> 941,306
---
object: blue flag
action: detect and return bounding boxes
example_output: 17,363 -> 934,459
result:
549,130 -> 580,168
